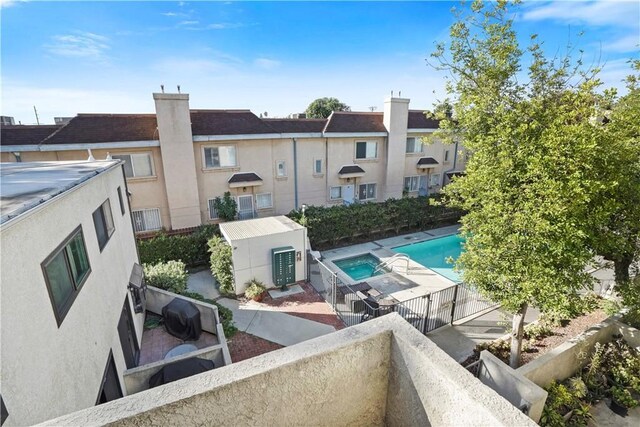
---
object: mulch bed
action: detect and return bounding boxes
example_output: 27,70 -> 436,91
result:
227,332 -> 284,363
463,308 -> 609,367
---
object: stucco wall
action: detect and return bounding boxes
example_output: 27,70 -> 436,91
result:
39,314 -> 534,427
478,351 -> 548,423
122,346 -> 227,395
0,163 -> 143,426
228,227 -> 307,294
383,98 -> 410,200
517,316 -> 640,388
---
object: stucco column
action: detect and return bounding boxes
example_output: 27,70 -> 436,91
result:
383,97 -> 410,200
153,92 -> 202,230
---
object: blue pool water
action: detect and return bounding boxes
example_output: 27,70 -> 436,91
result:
393,234 -> 465,282
333,254 -> 387,281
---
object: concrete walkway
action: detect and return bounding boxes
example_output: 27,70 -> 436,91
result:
427,306 -> 540,363
186,270 -> 220,300
216,298 -> 336,347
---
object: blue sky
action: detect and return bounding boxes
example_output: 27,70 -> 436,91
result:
1,1 -> 638,124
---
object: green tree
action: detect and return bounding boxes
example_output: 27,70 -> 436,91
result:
213,191 -> 238,221
304,97 -> 350,119
589,61 -> 640,285
431,0 -> 603,367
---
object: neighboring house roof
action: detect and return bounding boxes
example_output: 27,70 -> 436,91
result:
324,112 -> 386,133
262,118 -> 327,133
191,110 -> 277,136
42,114 -> 159,145
408,110 -> 440,129
228,172 -> 263,184
338,165 -> 366,175
417,157 -> 439,165
1,125 -> 61,146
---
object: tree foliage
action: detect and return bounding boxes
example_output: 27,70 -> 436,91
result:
208,236 -> 235,295
213,191 -> 238,221
304,97 -> 350,119
431,0 -> 606,367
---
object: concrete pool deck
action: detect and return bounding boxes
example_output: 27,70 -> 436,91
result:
320,225 -> 461,302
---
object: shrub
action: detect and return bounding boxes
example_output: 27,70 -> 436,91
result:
208,236 -> 235,295
244,279 -> 266,300
181,291 -> 237,338
213,191 -> 238,221
287,195 -> 463,249
143,260 -> 188,294
138,224 -> 220,267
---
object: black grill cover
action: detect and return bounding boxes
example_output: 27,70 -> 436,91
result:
148,357 -> 215,388
162,298 -> 202,341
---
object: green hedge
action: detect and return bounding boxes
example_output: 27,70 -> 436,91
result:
138,224 -> 220,267
208,236 -> 235,296
143,260 -> 188,294
288,196 -> 463,248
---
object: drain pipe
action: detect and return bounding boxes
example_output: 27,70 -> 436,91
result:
293,138 -> 299,209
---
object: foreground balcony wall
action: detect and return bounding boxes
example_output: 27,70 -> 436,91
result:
39,315 -> 534,427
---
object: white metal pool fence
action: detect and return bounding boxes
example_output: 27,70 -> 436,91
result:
309,252 -> 499,333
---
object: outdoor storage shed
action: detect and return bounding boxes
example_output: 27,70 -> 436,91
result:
219,216 -> 307,295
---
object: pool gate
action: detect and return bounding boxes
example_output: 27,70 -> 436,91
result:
308,251 -> 499,333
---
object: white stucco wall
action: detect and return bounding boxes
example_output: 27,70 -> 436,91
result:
0,163 -> 143,426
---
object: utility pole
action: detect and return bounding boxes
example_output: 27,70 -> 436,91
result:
33,106 -> 40,125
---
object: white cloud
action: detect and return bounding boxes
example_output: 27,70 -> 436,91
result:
522,0 -> 640,28
207,22 -> 245,30
44,31 -> 110,60
254,58 -> 281,70
0,0 -> 27,8
178,20 -> 199,26
605,34 -> 640,53
598,58 -> 636,92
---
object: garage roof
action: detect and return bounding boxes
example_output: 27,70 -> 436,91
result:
220,216 -> 304,241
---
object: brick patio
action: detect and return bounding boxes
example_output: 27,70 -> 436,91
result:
257,282 -> 346,330
227,332 -> 284,363
139,318 -> 219,366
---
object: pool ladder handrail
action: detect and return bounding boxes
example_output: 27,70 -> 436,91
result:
373,253 -> 411,275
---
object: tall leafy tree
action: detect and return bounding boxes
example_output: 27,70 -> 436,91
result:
430,0 -> 604,367
304,97 -> 350,119
589,61 -> 640,286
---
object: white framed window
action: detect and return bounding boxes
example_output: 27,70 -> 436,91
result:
112,153 -> 154,178
276,160 -> 287,177
207,199 -> 219,220
256,193 -> 273,209
430,174 -> 441,187
404,176 -> 419,192
203,146 -> 237,168
444,150 -> 450,162
406,137 -> 421,153
314,159 -> 323,175
358,183 -> 377,201
355,141 -> 377,159
131,208 -> 161,233
330,186 -> 342,200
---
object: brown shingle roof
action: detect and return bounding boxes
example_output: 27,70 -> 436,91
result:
408,110 -> 440,129
191,110 -> 277,136
324,112 -> 386,133
1,125 -> 61,146
417,157 -> 439,165
228,172 -> 263,184
262,118 -> 327,133
338,165 -> 366,175
42,114 -> 158,145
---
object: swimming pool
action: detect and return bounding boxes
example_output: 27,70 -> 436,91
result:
393,234 -> 464,282
333,253 -> 388,281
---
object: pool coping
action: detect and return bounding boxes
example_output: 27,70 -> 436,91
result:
319,225 -> 462,299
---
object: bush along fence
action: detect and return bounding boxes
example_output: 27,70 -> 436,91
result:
288,195 -> 464,249
138,224 -> 220,267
